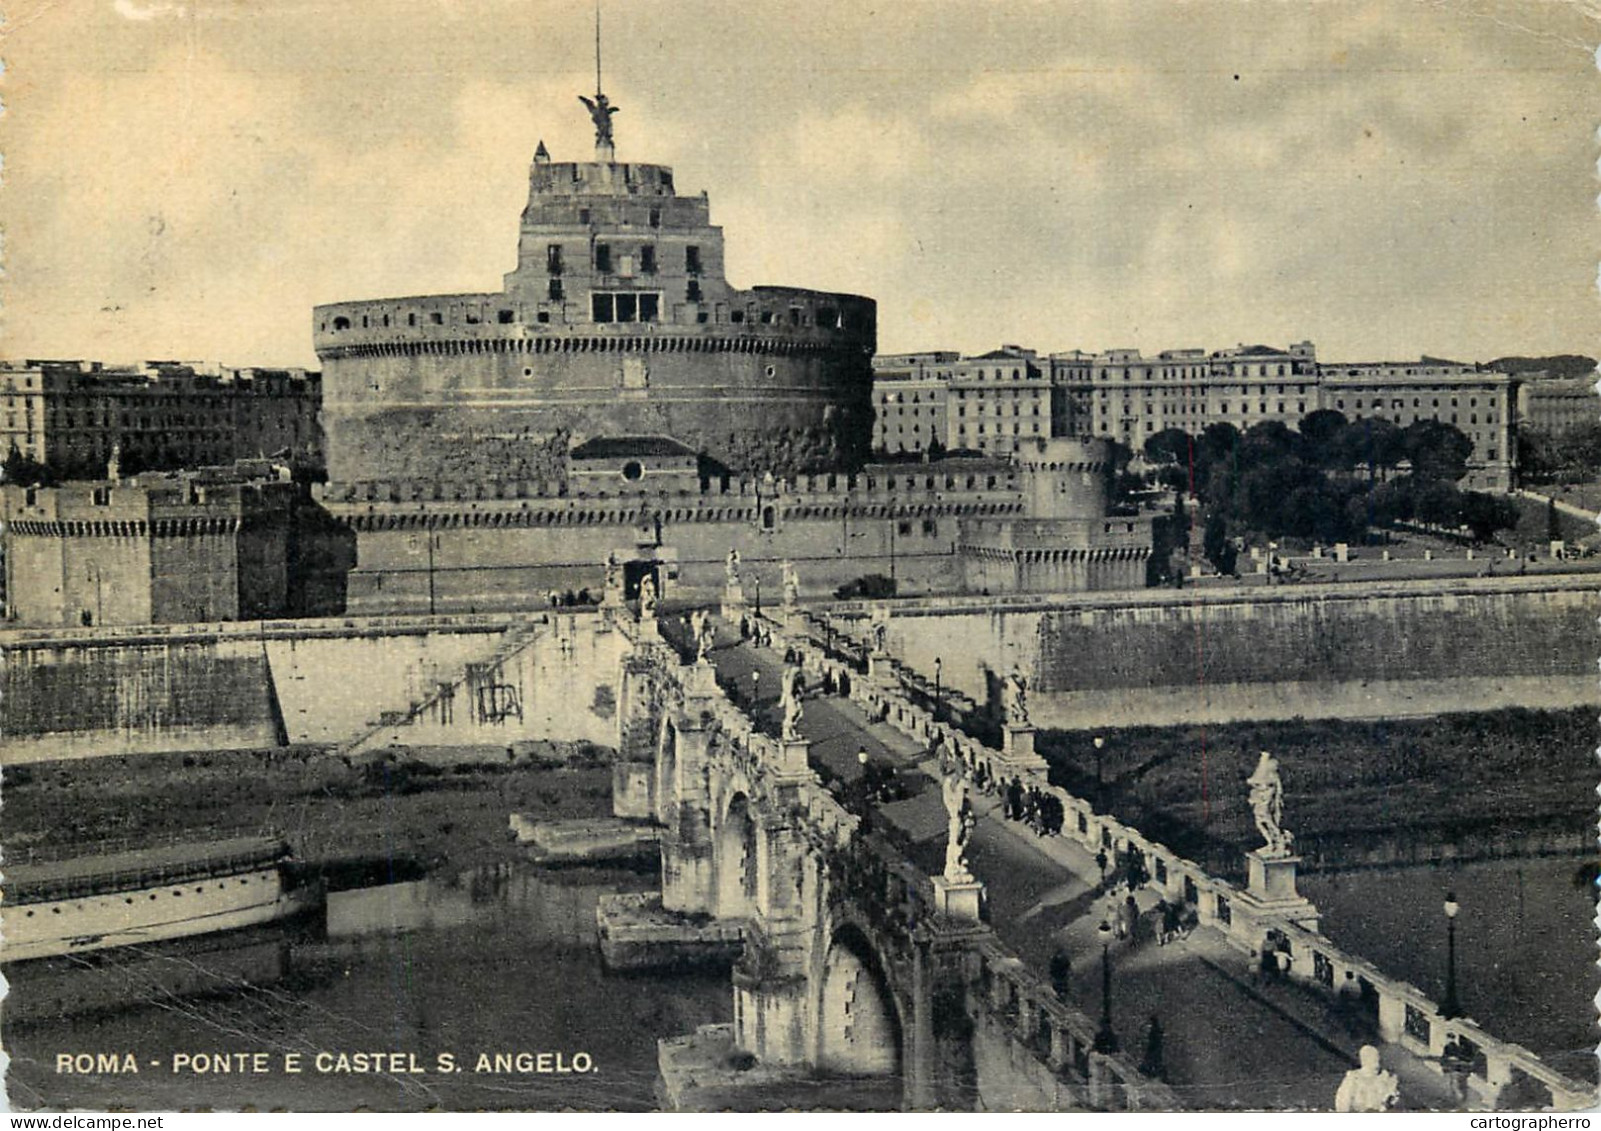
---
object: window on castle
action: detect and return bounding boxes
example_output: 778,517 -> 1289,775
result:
639,294 -> 659,322
687,280 -> 702,302
592,294 -> 614,322
649,208 -> 661,228
407,313 -> 417,327
549,279 -> 564,302
640,246 -> 657,275
430,312 -> 443,325
686,246 -> 702,276
547,245 -> 564,275
595,244 -> 612,274
497,309 -> 514,324
579,208 -> 591,224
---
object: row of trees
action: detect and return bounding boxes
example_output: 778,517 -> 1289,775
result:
1134,414 -> 1517,574
1516,423 -> 1601,485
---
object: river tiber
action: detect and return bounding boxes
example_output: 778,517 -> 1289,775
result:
1,2 -> 1597,1115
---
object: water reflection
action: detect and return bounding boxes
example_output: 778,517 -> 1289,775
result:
1300,855 -> 1597,1082
4,862 -> 732,1112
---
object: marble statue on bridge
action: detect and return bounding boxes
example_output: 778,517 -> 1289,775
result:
941,771 -> 976,881
1335,1046 -> 1400,1112
870,619 -> 888,654
604,551 -> 622,595
1002,666 -> 1030,727
725,548 -> 740,587
1248,750 -> 1295,857
781,665 -> 805,742
639,574 -> 658,620
692,609 -> 716,663
781,561 -> 799,609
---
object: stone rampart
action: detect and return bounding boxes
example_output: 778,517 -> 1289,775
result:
0,615 -> 518,764
864,576 -> 1598,728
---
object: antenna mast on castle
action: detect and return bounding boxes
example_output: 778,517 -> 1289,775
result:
578,0 -> 620,160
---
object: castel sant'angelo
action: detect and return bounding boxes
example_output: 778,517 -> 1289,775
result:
311,64 -> 1150,614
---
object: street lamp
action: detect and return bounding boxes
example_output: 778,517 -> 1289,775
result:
1094,918 -> 1119,1053
1441,891 -> 1462,1019
934,656 -> 943,720
1093,736 -> 1105,792
753,574 -> 762,618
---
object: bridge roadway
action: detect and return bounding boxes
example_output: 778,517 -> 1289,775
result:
667,610 -> 1462,1110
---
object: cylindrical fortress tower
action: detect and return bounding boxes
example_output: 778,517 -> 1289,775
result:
316,135 -> 875,492
1013,436 -> 1114,518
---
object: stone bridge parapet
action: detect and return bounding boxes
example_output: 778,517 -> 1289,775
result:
771,606 -> 1593,1112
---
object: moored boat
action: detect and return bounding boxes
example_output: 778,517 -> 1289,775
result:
1,836 -> 325,963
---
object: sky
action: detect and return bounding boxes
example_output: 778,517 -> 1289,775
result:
0,0 -> 1595,369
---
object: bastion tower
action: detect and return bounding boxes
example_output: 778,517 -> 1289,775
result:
315,83 -> 876,493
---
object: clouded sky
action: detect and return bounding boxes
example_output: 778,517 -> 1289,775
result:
1,0 -> 1595,368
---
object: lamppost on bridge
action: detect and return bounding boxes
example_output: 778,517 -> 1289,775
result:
934,656 -> 943,721
753,574 -> 762,619
1094,918 -> 1119,1054
1092,735 -> 1106,795
1441,890 -> 1462,1020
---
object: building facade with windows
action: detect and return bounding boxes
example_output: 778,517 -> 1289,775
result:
875,341 -> 1515,490
1515,376 -> 1596,436
1051,342 -> 1319,446
871,352 -> 957,456
945,348 -> 1052,458
1316,360 -> 1513,490
0,361 -> 322,480
871,347 -> 1054,458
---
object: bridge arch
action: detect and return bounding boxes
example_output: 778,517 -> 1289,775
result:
814,921 -> 905,1080
716,791 -> 761,918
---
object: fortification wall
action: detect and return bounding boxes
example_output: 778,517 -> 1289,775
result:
336,507 -> 972,614
318,287 -> 876,485
875,577 -> 1599,728
2,642 -> 280,763
0,618 -> 513,764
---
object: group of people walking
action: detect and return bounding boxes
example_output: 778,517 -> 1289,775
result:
1000,776 -> 1066,838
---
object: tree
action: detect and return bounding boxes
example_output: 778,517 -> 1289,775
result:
1414,480 -> 1463,528
1299,409 -> 1350,467
1403,420 -> 1473,483
1203,513 -> 1237,575
1459,491 -> 1519,543
1517,427 -> 1560,483
1341,417 -> 1406,480
1556,423 -> 1601,479
1143,427 -> 1193,469
1,446 -> 54,487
